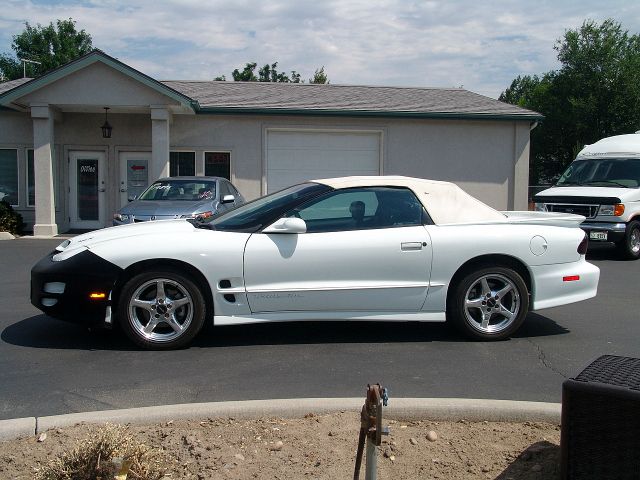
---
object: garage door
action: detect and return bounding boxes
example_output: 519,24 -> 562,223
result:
266,130 -> 381,193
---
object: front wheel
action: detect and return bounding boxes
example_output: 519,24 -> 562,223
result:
448,266 -> 529,341
117,270 -> 206,349
616,220 -> 640,260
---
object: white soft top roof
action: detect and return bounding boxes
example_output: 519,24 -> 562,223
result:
313,176 -> 506,225
578,133 -> 640,158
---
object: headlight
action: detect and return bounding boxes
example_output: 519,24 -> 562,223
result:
113,213 -> 130,222
55,239 -> 71,252
182,211 -> 214,221
52,246 -> 88,262
598,204 -> 625,216
534,203 -> 546,212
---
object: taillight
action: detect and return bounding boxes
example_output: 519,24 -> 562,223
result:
577,233 -> 588,255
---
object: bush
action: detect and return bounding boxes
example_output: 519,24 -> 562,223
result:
36,424 -> 168,480
0,200 -> 23,235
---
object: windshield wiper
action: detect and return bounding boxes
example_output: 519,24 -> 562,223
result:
581,180 -> 630,188
555,180 -> 583,186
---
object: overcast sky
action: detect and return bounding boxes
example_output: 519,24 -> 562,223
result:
1,0 -> 639,98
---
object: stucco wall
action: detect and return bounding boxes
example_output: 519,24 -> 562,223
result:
0,108 -> 531,232
18,62 -> 180,108
169,114 -> 527,210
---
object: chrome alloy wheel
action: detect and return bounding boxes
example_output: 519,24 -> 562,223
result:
630,227 -> 640,254
128,278 -> 193,343
463,273 -> 521,334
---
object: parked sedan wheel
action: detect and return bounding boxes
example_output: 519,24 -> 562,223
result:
449,266 -> 529,341
616,220 -> 640,260
118,270 -> 206,349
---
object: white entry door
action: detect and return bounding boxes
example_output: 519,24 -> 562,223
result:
69,151 -> 106,229
119,152 -> 151,207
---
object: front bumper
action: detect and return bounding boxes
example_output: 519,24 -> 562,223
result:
31,249 -> 123,325
580,221 -> 627,242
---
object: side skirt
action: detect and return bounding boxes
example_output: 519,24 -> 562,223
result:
214,311 -> 446,326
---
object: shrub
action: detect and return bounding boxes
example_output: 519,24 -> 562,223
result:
0,200 -> 23,235
36,424 -> 168,480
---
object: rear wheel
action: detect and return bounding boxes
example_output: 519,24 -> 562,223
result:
616,220 -> 640,260
448,266 -> 529,341
117,270 -> 205,349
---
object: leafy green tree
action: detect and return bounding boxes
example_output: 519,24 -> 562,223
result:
309,66 -> 329,84
0,19 -> 92,81
500,19 -> 640,184
222,62 -> 328,83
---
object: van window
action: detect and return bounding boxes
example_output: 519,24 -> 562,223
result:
556,158 -> 640,188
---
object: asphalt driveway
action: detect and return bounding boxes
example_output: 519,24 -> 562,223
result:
0,237 -> 638,420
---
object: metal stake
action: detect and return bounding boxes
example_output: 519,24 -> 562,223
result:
353,384 -> 389,480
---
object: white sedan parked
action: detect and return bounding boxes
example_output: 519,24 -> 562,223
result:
31,176 -> 599,349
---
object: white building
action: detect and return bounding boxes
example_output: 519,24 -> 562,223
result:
0,50 -> 541,235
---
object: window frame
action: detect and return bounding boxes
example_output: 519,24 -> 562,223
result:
204,151 -> 231,180
0,148 -> 19,207
169,150 -> 196,177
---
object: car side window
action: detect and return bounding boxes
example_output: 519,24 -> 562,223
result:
286,187 -> 426,233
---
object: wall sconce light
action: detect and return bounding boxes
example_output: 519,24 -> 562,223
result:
101,107 -> 113,138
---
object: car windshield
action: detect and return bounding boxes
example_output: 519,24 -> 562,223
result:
556,158 -> 640,188
201,182 -> 331,232
138,180 -> 217,201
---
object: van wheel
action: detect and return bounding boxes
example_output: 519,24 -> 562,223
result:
448,266 -> 529,341
616,220 -> 640,260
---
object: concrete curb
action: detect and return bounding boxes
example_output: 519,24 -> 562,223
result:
0,398 -> 561,442
0,231 -> 15,240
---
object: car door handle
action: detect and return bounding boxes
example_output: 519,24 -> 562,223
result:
401,242 -> 424,251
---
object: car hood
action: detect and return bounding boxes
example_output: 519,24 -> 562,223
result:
119,199 -> 215,216
55,220 -> 197,255
535,186 -> 640,202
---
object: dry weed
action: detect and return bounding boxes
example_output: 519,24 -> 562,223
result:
36,423 -> 168,480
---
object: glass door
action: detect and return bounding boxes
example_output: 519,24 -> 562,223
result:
119,152 -> 150,207
69,151 -> 106,229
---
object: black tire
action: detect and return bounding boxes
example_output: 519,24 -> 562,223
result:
616,220 -> 640,260
117,269 -> 206,349
447,266 -> 529,341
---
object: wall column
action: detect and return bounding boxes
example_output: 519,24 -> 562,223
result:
150,106 -> 171,181
512,122 -> 532,210
31,104 -> 58,237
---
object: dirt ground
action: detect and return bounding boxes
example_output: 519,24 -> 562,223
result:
0,412 -> 561,479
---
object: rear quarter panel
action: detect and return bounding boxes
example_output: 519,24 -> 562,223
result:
422,223 -> 585,312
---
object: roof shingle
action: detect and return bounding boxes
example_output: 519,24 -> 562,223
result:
162,80 -> 540,119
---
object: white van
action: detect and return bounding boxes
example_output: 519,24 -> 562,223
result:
533,133 -> 640,259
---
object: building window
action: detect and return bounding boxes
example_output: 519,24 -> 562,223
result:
204,152 -> 230,179
170,151 -> 195,176
27,149 -> 35,206
0,149 -> 18,206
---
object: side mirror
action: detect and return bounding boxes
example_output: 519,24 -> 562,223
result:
221,194 -> 235,204
263,217 -> 307,234
128,194 -> 137,202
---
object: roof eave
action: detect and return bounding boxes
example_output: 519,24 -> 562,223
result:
0,50 -> 198,111
196,106 -> 543,121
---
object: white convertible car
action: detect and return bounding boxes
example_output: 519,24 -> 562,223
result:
31,176 -> 599,349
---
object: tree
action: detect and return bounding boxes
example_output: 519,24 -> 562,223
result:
219,61 -> 328,83
0,18 -> 92,81
500,19 -> 640,184
309,66 -> 329,84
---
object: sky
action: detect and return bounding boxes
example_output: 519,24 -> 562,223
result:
0,0 -> 639,99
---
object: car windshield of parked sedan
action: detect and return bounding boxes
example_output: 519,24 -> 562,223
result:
556,158 -> 640,188
203,182 -> 331,232
138,180 -> 217,201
